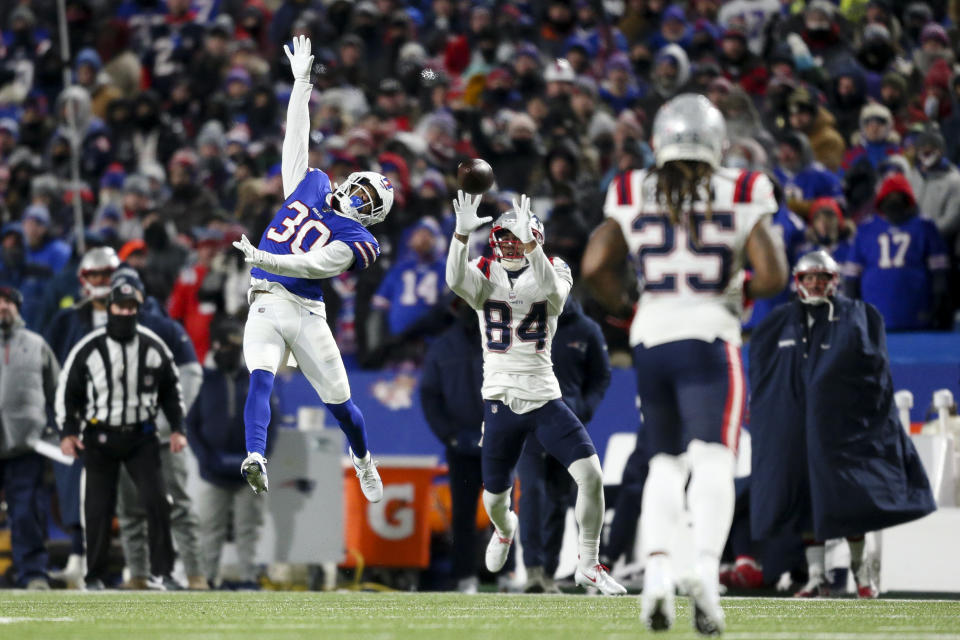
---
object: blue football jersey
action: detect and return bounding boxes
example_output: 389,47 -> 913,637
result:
250,169 -> 380,302
848,215 -> 949,331
373,258 -> 447,335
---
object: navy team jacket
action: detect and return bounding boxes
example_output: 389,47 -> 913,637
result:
748,295 -> 935,541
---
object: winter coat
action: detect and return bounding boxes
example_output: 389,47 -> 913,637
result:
907,161 -> 960,252
749,296 -> 936,540
0,318 -> 59,458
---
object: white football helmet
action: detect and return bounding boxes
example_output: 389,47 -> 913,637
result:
794,250 -> 840,305
332,171 -> 394,227
489,210 -> 544,271
78,247 -> 120,300
651,93 -> 728,169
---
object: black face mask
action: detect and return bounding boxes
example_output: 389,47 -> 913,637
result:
512,139 -> 535,154
880,195 -> 913,224
214,347 -> 242,372
107,311 -> 138,342
632,57 -> 652,77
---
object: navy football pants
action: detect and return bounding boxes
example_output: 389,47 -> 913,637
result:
481,399 -> 596,494
633,338 -> 744,456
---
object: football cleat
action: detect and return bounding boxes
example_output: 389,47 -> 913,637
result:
351,449 -> 383,503
576,563 -> 627,596
688,575 -> 725,636
640,557 -> 675,632
485,510 -> 518,573
241,452 -> 269,495
855,563 -> 879,599
524,566 -> 546,593
793,573 -> 830,598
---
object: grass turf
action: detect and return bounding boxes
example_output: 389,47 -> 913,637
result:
1,592 -> 959,640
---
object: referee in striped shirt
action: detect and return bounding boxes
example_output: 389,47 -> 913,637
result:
57,281 -> 185,589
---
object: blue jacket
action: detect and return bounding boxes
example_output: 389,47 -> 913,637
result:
551,297 -> 611,424
420,317 -> 485,454
45,296 -> 197,366
186,366 -> 276,487
749,296 -> 935,540
27,237 -> 71,275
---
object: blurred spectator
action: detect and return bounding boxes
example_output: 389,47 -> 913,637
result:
371,219 -> 447,363
774,131 -> 844,221
0,223 -> 51,329
168,230 -> 227,362
717,28 -> 767,96
637,44 -> 689,123
829,65 -> 868,144
22,204 -> 70,274
799,197 -> 856,266
598,53 -> 642,114
907,127 -> 960,259
845,174 -> 950,331
908,58 -> 954,125
187,319 -> 275,589
0,286 -> 60,589
840,103 -> 901,219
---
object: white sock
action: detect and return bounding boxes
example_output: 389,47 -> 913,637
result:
482,489 -> 515,538
847,537 -> 865,574
687,440 -> 735,561
640,453 -> 687,558
567,455 -> 604,569
805,544 -> 826,579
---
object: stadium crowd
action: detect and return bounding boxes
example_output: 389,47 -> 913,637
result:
0,0 -> 958,590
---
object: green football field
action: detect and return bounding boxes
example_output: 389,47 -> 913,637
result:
2,592 -> 960,640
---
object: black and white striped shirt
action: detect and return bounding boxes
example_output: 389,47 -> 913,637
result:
55,325 -> 184,437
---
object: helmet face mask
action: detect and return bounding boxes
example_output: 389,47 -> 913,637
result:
332,171 -> 394,227
794,250 -> 840,305
78,247 -> 120,300
489,212 -> 544,270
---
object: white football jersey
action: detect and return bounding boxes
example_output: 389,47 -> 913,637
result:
605,167 -> 777,348
446,240 -> 572,412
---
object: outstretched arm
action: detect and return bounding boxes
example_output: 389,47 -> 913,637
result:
282,35 -> 314,199
234,235 -> 357,279
446,190 -> 494,309
505,194 -> 571,314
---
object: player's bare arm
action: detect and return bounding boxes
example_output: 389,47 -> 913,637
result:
582,218 -> 632,313
281,35 -> 313,198
744,215 -> 789,299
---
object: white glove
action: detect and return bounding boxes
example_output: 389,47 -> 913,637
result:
233,234 -> 279,272
284,34 -> 314,83
504,194 -> 534,244
452,189 -> 492,236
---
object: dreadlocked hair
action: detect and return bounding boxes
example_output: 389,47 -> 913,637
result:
654,160 -> 715,246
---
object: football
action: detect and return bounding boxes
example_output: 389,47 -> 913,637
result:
457,158 -> 495,195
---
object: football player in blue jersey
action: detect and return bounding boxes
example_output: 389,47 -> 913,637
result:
231,36 -> 394,500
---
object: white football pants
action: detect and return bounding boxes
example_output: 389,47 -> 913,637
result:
243,292 -> 351,404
